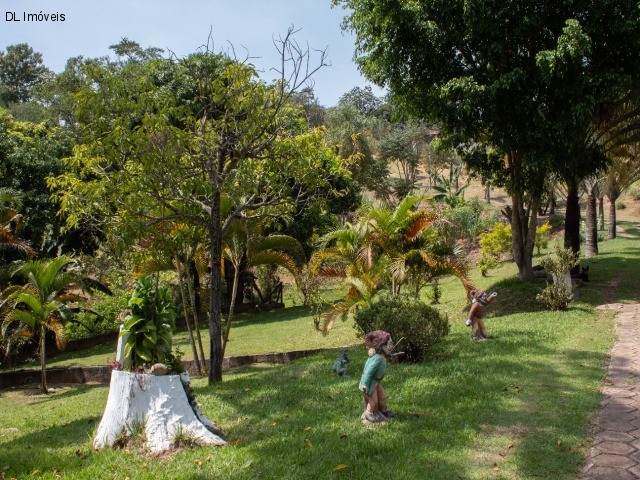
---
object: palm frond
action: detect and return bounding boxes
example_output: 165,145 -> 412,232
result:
256,235 -> 306,266
248,251 -> 298,276
2,309 -> 38,329
48,318 -> 67,350
404,210 -> 441,241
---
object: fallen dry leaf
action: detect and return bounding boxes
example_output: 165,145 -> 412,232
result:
304,427 -> 312,432
243,388 -> 250,392
340,434 -> 348,439
507,444 -> 513,449
304,439 -> 312,447
334,464 -> 348,471
271,422 -> 277,427
557,440 -> 562,446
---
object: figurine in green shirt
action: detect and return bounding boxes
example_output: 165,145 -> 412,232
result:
359,330 -> 396,425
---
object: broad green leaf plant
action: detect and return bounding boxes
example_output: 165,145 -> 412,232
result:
120,276 -> 177,369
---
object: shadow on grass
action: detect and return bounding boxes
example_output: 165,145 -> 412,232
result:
24,383 -> 107,404
187,324 -> 605,479
230,305 -> 313,327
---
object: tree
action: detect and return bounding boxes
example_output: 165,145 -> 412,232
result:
222,219 -> 305,355
379,122 -> 430,198
291,86 -> 326,127
581,177 -> 600,258
325,102 -> 390,197
334,0 -> 640,278
312,195 -> 471,332
0,44 -> 51,104
601,150 -> 640,239
0,256 -> 105,393
0,111 -> 75,256
338,86 -> 383,117
51,31 -> 343,382
592,90 -> 640,239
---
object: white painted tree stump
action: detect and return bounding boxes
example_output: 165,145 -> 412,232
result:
552,271 -> 574,296
93,370 -> 226,452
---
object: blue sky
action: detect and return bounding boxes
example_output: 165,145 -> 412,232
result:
0,0 -> 386,106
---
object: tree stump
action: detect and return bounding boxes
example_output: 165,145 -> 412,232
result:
93,370 -> 226,452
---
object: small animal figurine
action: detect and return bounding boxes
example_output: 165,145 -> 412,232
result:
332,348 -> 350,376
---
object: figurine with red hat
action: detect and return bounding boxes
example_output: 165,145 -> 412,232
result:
359,330 -> 396,425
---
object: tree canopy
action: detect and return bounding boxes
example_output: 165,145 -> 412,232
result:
334,0 -> 640,277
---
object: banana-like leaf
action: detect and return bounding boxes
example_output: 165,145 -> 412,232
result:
123,314 -> 146,330
135,344 -> 153,362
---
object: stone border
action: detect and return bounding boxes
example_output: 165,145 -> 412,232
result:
0,346 -> 351,390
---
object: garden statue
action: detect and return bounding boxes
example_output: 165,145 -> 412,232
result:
359,330 -> 396,426
332,348 -> 350,376
466,290 -> 497,340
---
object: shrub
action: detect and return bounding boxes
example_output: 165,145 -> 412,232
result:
442,198 -> 498,243
536,245 -> 579,311
535,222 -> 552,255
479,222 -> 512,258
479,253 -> 498,277
478,222 -> 512,275
617,201 -> 627,210
536,282 -> 573,311
353,295 -> 449,362
629,182 -> 640,201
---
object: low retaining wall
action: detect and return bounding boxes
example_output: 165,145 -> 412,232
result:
0,347 -> 346,390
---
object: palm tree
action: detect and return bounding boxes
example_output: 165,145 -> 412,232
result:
312,195 -> 472,333
222,219 -> 305,355
0,256 -> 105,393
600,147 -> 640,239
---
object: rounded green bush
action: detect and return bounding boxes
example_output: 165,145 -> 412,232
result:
353,295 -> 449,362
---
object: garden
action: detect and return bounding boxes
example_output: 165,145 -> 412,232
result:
2,1 -> 640,479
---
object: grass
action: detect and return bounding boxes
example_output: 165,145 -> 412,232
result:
21,288 -> 357,369
2,225 -> 639,479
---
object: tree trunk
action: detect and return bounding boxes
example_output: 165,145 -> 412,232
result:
175,258 -> 202,375
40,326 -> 48,394
209,189 -> 223,383
485,183 -> 490,204
93,371 -> 225,452
584,188 -> 598,258
608,195 -> 618,239
510,194 -> 538,280
564,177 -> 581,271
597,196 -> 605,231
222,263 -> 240,356
185,261 -> 206,370
549,186 -> 555,215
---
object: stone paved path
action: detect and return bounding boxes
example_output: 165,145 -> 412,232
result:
582,303 -> 640,480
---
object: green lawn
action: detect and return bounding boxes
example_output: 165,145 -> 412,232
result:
35,302 -> 359,369
1,224 -> 639,479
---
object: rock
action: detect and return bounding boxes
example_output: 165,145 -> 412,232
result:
149,363 -> 168,375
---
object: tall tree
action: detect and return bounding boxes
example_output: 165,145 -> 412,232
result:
334,0 -> 640,278
51,31 -> 343,383
0,44 -> 51,104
